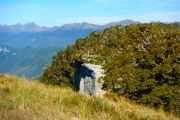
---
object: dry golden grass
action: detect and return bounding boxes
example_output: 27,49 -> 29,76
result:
0,74 -> 179,120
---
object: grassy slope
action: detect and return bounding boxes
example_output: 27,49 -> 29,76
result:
0,74 -> 178,120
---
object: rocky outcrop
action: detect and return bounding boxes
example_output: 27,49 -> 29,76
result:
74,63 -> 105,96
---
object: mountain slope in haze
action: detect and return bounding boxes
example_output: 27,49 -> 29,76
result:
40,22 -> 180,115
0,29 -> 93,48
0,19 -> 139,48
0,74 -> 178,120
0,46 -> 20,63
0,46 -> 62,79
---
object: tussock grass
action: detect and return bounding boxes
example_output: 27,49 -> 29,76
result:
0,74 -> 179,120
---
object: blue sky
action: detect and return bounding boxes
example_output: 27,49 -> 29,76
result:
0,0 -> 180,26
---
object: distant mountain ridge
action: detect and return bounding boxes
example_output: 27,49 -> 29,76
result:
59,22 -> 100,30
59,19 -> 140,30
1,20 -> 179,33
0,19 -> 140,48
0,22 -> 50,33
0,19 -> 139,33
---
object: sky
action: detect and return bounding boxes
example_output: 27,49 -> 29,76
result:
0,0 -> 180,27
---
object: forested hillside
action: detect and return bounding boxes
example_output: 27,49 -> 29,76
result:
41,23 -> 180,115
0,46 -> 62,79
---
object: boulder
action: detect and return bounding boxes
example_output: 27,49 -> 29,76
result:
74,63 -> 105,96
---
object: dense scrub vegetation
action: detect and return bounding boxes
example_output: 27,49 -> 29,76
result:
0,74 -> 179,120
40,23 -> 180,115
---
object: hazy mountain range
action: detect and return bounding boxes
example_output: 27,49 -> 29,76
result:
0,19 -> 139,33
0,19 -> 139,48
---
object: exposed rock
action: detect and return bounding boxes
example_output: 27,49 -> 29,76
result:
74,63 -> 105,96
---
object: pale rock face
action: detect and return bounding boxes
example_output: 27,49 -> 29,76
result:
74,63 -> 105,96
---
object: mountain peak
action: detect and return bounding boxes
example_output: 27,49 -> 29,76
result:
24,22 -> 37,26
59,22 -> 99,30
15,23 -> 22,26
